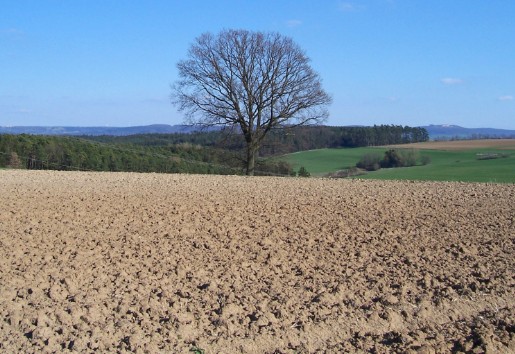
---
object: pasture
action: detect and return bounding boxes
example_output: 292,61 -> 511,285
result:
283,139 -> 515,183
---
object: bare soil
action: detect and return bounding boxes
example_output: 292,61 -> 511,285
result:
385,139 -> 515,150
1,170 -> 514,353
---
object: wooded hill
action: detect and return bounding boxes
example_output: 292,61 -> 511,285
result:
0,134 -> 293,176
0,125 -> 428,176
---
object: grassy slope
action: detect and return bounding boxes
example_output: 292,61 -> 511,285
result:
283,147 -> 515,183
285,148 -> 384,175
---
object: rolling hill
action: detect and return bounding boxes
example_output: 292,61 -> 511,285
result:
2,123 -> 514,139
0,124 -> 207,136
421,124 -> 515,139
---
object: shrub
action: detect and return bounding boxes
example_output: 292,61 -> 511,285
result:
356,153 -> 382,171
381,149 -> 404,168
358,149 -> 422,171
326,167 -> 365,178
298,166 -> 311,177
381,149 -> 419,168
476,152 -> 509,160
8,151 -> 22,169
421,155 -> 432,165
401,149 -> 419,167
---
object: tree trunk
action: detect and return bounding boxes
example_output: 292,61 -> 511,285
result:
245,143 -> 257,176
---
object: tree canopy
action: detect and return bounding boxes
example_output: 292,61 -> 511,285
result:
172,29 -> 332,175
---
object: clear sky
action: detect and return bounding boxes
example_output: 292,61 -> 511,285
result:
1,0 -> 514,129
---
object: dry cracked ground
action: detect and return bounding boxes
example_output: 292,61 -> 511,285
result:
0,170 -> 513,353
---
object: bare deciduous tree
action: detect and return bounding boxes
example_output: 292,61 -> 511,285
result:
172,29 -> 332,175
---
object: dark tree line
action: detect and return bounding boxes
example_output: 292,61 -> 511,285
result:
227,124 -> 429,156
89,124 -> 428,157
337,125 -> 429,147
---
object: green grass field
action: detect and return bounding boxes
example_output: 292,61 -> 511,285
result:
283,145 -> 515,183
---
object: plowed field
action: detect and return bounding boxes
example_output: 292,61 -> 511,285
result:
385,139 -> 515,150
1,170 -> 514,353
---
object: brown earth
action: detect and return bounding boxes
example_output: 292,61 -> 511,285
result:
385,139 -> 515,150
0,170 -> 514,353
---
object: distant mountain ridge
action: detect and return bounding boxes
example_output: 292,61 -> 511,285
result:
0,124 -> 204,136
1,123 -> 514,139
420,124 -> 515,139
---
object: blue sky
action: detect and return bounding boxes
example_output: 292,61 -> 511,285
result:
1,0 -> 514,129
